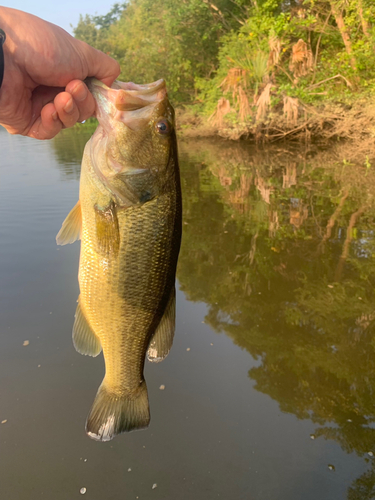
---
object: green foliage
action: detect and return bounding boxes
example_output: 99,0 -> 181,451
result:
199,0 -> 375,116
73,15 -> 100,49
74,0 -> 242,102
92,3 -> 125,30
73,0 -> 375,117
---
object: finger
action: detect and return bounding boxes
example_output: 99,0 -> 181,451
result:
20,85 -> 64,137
76,40 -> 121,87
65,80 -> 95,122
27,102 -> 63,140
54,91 -> 80,129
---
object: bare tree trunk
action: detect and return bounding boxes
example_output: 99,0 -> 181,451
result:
357,0 -> 370,38
330,1 -> 357,71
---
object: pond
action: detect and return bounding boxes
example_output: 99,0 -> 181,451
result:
0,125 -> 374,499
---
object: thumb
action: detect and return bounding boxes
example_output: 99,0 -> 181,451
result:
76,39 -> 121,87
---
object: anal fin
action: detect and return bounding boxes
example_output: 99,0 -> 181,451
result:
72,298 -> 102,357
56,201 -> 82,245
147,287 -> 176,363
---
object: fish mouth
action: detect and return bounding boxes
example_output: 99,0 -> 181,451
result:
87,78 -> 168,130
88,78 -> 172,202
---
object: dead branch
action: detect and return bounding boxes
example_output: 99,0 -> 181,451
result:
311,11 -> 331,85
275,64 -> 295,84
269,121 -> 311,140
308,74 -> 352,90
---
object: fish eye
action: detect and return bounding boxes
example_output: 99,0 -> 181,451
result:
156,119 -> 171,135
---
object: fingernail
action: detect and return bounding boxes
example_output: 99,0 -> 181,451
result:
64,98 -> 74,114
52,110 -> 58,121
72,83 -> 88,102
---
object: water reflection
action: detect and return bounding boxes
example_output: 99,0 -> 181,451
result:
53,130 -> 375,497
177,139 -> 375,498
53,125 -> 94,180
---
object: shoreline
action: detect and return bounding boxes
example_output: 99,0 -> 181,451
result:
69,98 -> 375,162
176,98 -> 375,156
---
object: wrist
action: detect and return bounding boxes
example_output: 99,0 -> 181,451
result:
0,12 -> 24,132
0,28 -> 18,100
0,7 -> 19,87
0,29 -> 5,88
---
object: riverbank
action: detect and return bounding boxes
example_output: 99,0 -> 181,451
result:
71,0 -> 375,162
71,96 -> 375,163
176,97 -> 375,153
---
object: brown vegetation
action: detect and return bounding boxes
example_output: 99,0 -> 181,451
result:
289,39 -> 314,82
177,98 -> 375,158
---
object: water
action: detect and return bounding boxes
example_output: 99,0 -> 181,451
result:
0,126 -> 374,499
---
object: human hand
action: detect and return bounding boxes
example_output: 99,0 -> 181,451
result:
0,7 -> 120,139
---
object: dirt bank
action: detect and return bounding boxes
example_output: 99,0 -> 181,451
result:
176,98 -> 375,156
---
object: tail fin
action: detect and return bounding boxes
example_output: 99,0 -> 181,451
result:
85,380 -> 150,442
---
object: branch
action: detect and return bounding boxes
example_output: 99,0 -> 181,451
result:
311,11 -> 331,85
269,121 -> 311,140
307,74 -> 352,90
275,64 -> 295,84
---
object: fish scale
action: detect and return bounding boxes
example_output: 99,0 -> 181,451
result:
80,180 -> 178,389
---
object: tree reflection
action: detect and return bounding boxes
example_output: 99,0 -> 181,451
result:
52,126 -> 94,180
178,139 -> 375,498
51,130 -> 375,496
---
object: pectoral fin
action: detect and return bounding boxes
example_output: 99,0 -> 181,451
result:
147,287 -> 176,363
72,298 -> 102,357
56,201 -> 82,245
95,202 -> 120,255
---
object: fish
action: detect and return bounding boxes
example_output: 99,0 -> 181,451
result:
56,78 -> 182,441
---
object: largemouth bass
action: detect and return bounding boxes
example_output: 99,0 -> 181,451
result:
56,79 -> 182,441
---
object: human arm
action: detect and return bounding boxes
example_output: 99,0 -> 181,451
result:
0,7 -> 120,139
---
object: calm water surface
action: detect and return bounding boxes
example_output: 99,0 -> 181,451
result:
0,126 -> 374,499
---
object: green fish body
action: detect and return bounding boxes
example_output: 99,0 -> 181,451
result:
57,79 -> 181,441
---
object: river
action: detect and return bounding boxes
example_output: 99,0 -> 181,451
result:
0,125 -> 374,499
